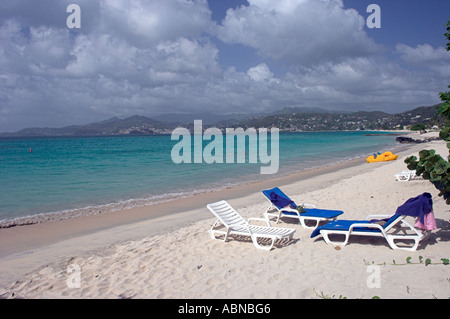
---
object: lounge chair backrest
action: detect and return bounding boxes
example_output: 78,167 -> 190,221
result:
207,200 -> 248,227
382,214 -> 402,230
262,187 -> 297,209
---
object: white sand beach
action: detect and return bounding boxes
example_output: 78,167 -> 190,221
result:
0,133 -> 449,299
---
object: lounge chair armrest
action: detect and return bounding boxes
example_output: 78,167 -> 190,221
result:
349,223 -> 384,232
281,207 -> 300,213
280,207 -> 302,218
248,217 -> 271,227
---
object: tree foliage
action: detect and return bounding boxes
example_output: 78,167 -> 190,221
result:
410,123 -> 426,131
405,20 -> 450,204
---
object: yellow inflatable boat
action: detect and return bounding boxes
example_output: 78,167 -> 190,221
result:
366,151 -> 398,163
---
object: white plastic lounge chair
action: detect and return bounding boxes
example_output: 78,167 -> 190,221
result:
207,200 -> 296,251
394,170 -> 421,182
262,187 -> 344,228
310,214 -> 426,251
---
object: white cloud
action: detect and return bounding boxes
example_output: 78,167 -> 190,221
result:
155,37 -> 220,79
99,0 -> 213,47
0,21 -> 68,73
0,0 -> 221,131
247,63 -> 274,82
396,43 -> 449,64
396,43 -> 450,77
217,0 -> 380,65
288,57 -> 438,107
0,0 -> 448,132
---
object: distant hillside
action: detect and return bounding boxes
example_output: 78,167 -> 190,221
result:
0,104 -> 444,137
228,104 -> 444,132
0,115 -> 171,137
269,106 -> 345,115
152,112 -> 252,125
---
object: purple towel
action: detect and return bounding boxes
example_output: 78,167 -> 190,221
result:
395,192 -> 433,224
270,192 -> 295,209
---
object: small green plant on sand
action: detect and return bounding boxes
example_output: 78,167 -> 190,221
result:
313,289 -> 347,299
313,289 -> 380,299
364,256 -> 449,266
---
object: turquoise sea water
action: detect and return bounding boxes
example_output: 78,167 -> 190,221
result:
0,131 -> 399,224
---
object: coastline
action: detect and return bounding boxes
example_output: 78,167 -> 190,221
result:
0,130 -> 405,229
0,131 -> 414,258
1,132 -> 448,298
0,153 -> 371,259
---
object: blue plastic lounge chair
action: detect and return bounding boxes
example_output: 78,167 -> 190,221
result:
310,192 -> 432,251
310,214 -> 425,251
207,200 -> 296,251
262,187 -> 344,229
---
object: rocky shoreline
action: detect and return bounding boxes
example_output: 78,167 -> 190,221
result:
396,136 -> 442,144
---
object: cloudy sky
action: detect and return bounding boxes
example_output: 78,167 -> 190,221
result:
1,0 -> 449,132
